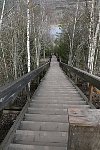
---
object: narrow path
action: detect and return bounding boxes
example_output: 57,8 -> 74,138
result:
8,56 -> 90,150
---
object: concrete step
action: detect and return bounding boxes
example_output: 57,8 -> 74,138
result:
31,100 -> 86,105
25,114 -> 68,123
29,103 -> 90,109
13,130 -> 68,147
8,144 -> 67,150
20,121 -> 69,132
27,108 -> 68,115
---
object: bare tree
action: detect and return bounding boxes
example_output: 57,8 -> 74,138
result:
88,0 -> 100,74
27,0 -> 31,72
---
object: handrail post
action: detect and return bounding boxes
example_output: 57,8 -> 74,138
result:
75,74 -> 78,84
26,84 -> 31,101
0,110 -> 3,117
37,75 -> 40,85
89,84 -> 93,101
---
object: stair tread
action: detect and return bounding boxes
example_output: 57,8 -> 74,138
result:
33,97 -> 84,100
14,130 -> 68,146
25,114 -> 68,123
29,103 -> 90,109
28,108 -> 68,115
8,144 -> 67,150
31,100 -> 86,104
20,121 -> 69,132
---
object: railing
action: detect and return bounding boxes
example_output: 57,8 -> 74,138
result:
60,62 -> 100,103
0,62 -> 50,111
60,62 -> 100,89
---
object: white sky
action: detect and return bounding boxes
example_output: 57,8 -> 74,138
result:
50,25 -> 61,36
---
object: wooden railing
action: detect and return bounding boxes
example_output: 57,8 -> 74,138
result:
60,62 -> 100,102
0,62 -> 50,111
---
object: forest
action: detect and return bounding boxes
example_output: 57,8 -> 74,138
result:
0,0 -> 100,86
0,0 -> 100,148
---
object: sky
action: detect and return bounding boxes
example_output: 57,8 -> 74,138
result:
50,25 -> 61,37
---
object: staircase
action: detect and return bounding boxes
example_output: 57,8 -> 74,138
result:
8,56 -> 90,150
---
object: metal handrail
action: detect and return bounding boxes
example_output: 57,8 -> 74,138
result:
0,62 -> 50,111
60,62 -> 100,90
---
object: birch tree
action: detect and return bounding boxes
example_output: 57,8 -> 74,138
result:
88,0 -> 100,74
0,0 -> 9,80
27,0 -> 31,72
0,0 -> 6,30
68,0 -> 79,65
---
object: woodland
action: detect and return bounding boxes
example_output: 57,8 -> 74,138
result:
0,0 -> 100,86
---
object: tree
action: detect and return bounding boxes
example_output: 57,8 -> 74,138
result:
0,0 -> 53,85
27,0 -> 31,73
54,0 -> 100,75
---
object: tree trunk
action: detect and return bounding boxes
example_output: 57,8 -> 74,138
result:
68,0 -> 79,65
43,49 -> 46,60
1,43 -> 8,79
27,0 -> 31,73
14,31 -> 17,79
0,0 -> 6,30
88,0 -> 100,74
0,0 -> 8,79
